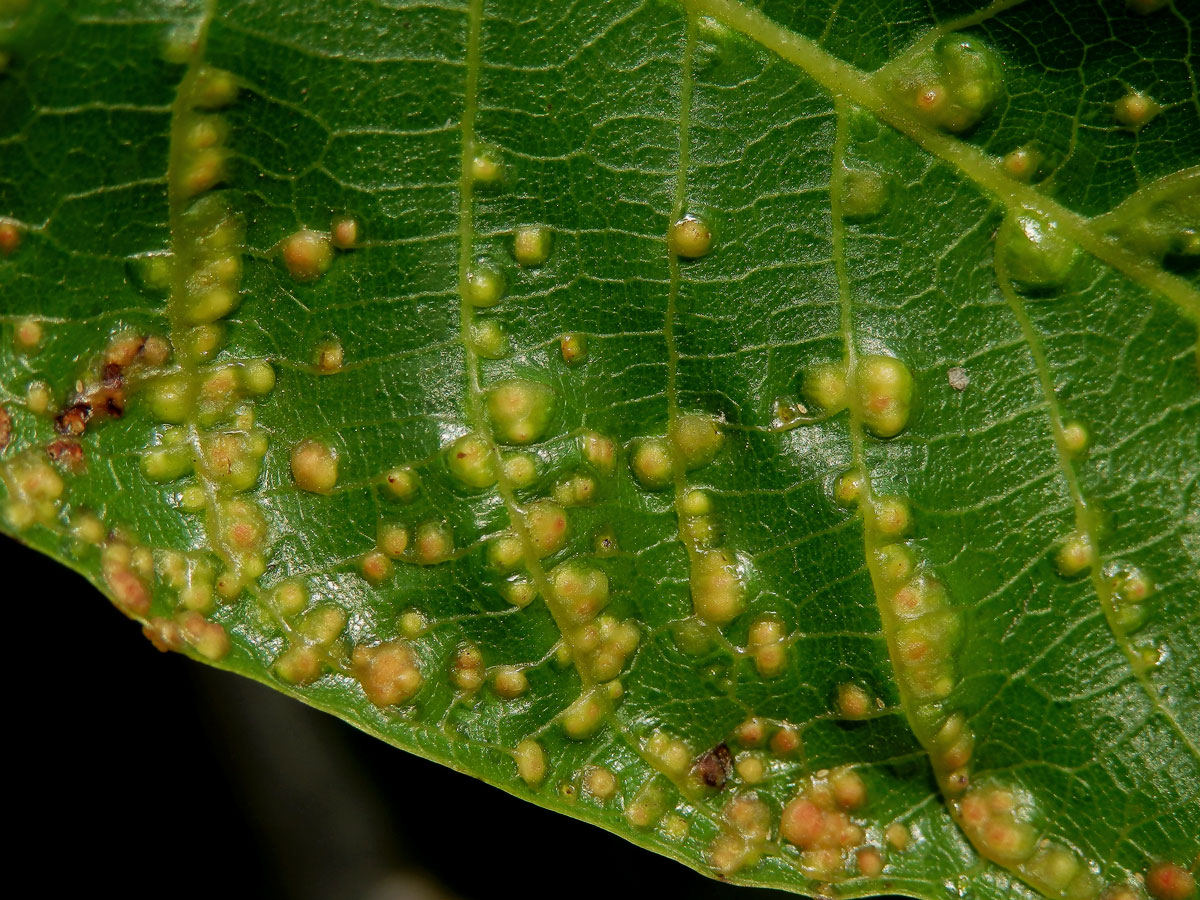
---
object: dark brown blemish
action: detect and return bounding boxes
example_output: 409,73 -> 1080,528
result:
0,405 -> 10,452
55,402 -> 91,435
694,742 -> 733,789
46,438 -> 84,472
55,366 -> 127,435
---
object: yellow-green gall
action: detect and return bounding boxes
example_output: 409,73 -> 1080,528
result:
873,495 -> 911,536
193,66 -> 238,108
414,520 -> 453,564
1002,145 -> 1041,181
836,682 -> 873,719
445,432 -> 497,489
875,542 -> 917,584
625,779 -> 667,827
70,512 -> 107,545
146,374 -> 192,424
179,484 -> 207,512
1061,421 -> 1089,455
680,514 -> 721,549
502,452 -> 538,488
383,466 -> 419,500
559,332 -> 587,365
242,359 -> 276,395
502,577 -> 537,608
142,444 -> 193,482
469,319 -> 509,358
552,561 -> 610,623
892,36 -> 1002,133
181,323 -> 224,361
552,471 -> 597,507
14,318 -> 42,351
314,337 -> 344,374
562,689 -> 607,739
525,500 -> 569,557
891,576 -> 951,623
464,263 -> 504,307
670,412 -> 723,470
1111,565 -> 1154,605
399,608 -> 428,637
1055,532 -> 1095,577
747,615 -> 788,677
803,363 -> 848,412
668,214 -> 713,258
360,549 -> 393,584
493,665 -> 528,698
513,225 -> 552,266
281,229 -> 333,282
735,755 -> 765,784
199,430 -> 267,492
856,354 -> 913,438
471,149 -> 504,183
1113,91 -> 1161,131
691,549 -> 745,626
514,738 -> 546,785
680,489 -> 712,518
274,644 -> 324,685
630,437 -> 674,490
352,641 -> 423,707
179,148 -> 228,198
271,579 -> 309,617
290,438 -> 338,493
581,431 -> 616,474
161,24 -> 199,64
885,822 -> 910,851
25,380 -> 52,415
646,730 -> 692,777
185,116 -> 225,151
840,169 -> 890,220
584,766 -> 617,800
486,378 -> 556,444
997,212 -> 1078,290
331,217 -> 359,250
833,470 -> 863,505
452,643 -> 485,691
487,532 -> 524,572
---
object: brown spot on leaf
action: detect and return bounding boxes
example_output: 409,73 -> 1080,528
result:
55,403 -> 91,435
694,742 -> 734,789
0,222 -> 20,255
55,370 -> 126,435
46,438 -> 84,472
0,405 -> 10,452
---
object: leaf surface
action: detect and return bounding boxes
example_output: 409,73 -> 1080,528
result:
2,1 -> 1198,897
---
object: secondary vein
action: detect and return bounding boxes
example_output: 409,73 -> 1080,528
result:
453,0 -> 594,688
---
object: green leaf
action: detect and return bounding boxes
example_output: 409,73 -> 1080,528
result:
2,0 -> 1197,897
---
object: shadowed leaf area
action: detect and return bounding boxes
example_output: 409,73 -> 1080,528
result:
1,0 -> 1197,898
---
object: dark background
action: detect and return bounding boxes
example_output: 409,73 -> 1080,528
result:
7,535 -> 906,900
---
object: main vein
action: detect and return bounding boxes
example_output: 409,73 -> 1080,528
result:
666,15 -> 700,580
453,0 -> 594,689
680,0 -> 1200,324
164,0 -> 235,577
